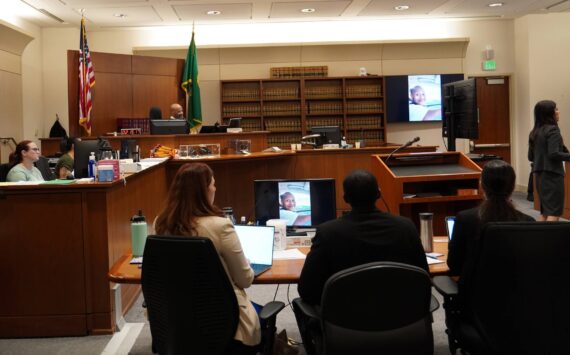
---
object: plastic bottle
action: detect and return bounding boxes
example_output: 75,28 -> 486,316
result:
88,152 -> 96,178
341,136 -> 347,148
131,210 -> 148,257
240,216 -> 247,225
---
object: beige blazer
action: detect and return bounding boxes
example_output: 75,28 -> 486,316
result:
194,216 -> 261,346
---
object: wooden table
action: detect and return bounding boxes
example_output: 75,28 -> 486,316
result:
108,237 -> 449,285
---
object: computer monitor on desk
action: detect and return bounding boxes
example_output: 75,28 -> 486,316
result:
254,178 -> 336,230
74,139 -> 100,178
150,119 -> 189,135
311,126 -> 341,147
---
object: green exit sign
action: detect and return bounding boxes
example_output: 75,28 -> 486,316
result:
483,60 -> 497,71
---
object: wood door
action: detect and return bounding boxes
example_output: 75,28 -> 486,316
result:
470,77 -> 511,163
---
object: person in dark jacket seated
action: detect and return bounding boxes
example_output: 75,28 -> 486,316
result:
447,160 -> 535,278
296,169 -> 428,354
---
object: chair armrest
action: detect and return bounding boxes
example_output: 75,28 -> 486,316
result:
292,298 -> 320,320
432,275 -> 458,297
259,301 -> 285,321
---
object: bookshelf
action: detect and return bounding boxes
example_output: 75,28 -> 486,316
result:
221,76 -> 385,147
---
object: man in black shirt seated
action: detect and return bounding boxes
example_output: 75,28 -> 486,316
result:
296,169 -> 428,354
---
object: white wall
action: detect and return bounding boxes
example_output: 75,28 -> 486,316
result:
514,13 -> 570,190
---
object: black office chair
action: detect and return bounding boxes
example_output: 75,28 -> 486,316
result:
293,262 -> 438,355
433,222 -> 570,355
35,156 -> 55,181
0,163 -> 12,182
141,235 -> 285,355
149,106 -> 162,120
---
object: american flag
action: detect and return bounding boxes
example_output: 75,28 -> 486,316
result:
79,17 -> 95,136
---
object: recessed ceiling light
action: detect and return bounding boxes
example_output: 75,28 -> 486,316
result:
206,10 -> 222,16
488,2 -> 504,7
113,13 -> 127,18
394,5 -> 410,11
300,8 -> 316,13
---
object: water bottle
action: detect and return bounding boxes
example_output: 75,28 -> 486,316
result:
419,212 -> 434,252
131,210 -> 148,257
223,207 -> 236,225
88,152 -> 96,178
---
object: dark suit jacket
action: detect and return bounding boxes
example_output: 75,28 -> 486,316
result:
298,209 -> 428,305
528,124 -> 570,176
447,207 -> 535,277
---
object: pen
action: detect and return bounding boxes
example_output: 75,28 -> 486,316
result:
426,255 -> 440,260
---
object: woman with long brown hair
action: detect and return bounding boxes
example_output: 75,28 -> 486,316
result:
528,100 -> 570,221
154,162 -> 260,353
6,140 -> 44,182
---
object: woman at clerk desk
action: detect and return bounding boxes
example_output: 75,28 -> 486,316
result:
6,140 -> 45,182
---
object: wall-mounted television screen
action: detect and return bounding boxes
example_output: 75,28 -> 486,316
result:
385,74 -> 464,123
254,178 -> 336,228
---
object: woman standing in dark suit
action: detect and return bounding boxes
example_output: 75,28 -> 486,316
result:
528,100 -> 570,221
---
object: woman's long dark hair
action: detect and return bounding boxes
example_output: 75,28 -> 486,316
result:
9,140 -> 33,166
478,160 -> 519,225
529,100 -> 558,146
154,163 -> 222,236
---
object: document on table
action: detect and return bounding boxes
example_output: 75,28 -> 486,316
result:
273,248 -> 306,260
426,256 -> 445,265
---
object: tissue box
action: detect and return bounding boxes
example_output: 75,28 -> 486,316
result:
187,144 -> 221,158
97,160 -> 120,180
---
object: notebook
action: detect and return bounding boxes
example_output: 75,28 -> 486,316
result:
234,225 -> 275,276
445,216 -> 456,240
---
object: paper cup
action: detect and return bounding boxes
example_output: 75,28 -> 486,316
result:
355,141 -> 361,149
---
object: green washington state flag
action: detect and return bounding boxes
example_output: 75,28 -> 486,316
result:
181,31 -> 202,130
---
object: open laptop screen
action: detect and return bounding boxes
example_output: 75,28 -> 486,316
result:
445,216 -> 456,240
233,225 -> 275,265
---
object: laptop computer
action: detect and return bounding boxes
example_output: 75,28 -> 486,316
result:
445,216 -> 456,240
234,225 -> 275,276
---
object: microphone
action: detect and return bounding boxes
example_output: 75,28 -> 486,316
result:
386,137 -> 420,162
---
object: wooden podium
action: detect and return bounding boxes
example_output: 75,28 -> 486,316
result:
372,152 -> 483,235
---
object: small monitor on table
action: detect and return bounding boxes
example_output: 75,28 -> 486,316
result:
254,178 -> 336,228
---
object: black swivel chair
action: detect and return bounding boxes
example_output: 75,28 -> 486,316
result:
0,163 -> 12,182
35,156 -> 55,181
433,222 -> 570,355
141,235 -> 285,355
293,262 -> 438,355
149,106 -> 162,120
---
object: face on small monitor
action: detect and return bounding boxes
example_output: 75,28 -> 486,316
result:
278,182 -> 312,226
255,179 -> 336,228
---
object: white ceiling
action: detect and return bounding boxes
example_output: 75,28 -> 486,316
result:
14,0 -> 570,29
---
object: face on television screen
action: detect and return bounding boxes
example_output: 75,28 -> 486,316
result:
278,181 -> 312,226
408,75 -> 442,122
255,179 -> 336,228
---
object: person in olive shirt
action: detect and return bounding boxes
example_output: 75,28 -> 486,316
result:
55,137 -> 75,179
6,140 -> 44,182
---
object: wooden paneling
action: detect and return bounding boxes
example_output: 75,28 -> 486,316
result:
0,162 -> 168,337
67,51 -> 185,137
133,75 -> 181,118
92,73 -> 133,134
91,52 -> 132,73
132,55 -> 180,76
